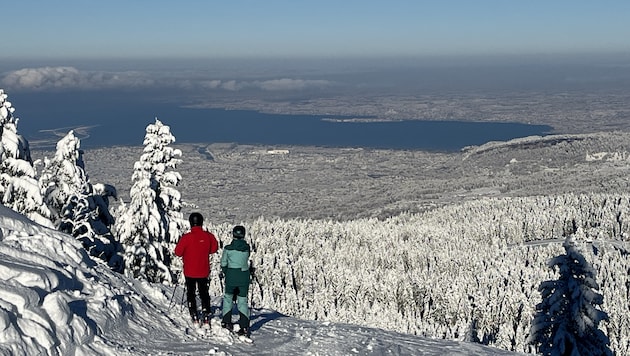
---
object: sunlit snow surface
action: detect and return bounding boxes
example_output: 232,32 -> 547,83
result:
0,204 -> 519,355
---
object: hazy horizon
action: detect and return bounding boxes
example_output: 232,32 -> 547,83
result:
2,53 -> 630,94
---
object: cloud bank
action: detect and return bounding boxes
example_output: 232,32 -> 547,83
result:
1,66 -> 332,92
253,78 -> 330,91
1,67 -> 155,91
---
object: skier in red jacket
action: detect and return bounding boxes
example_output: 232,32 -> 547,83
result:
174,212 -> 219,324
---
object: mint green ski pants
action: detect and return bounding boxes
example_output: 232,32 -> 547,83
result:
222,286 -> 249,324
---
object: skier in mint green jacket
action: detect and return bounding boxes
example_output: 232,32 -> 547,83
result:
220,225 -> 251,336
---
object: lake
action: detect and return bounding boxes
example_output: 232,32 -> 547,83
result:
11,91 -> 552,151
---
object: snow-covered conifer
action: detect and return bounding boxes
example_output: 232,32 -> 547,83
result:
39,130 -> 120,269
115,119 -> 184,283
141,118 -> 186,247
0,89 -> 52,226
528,235 -> 612,356
40,131 -> 89,222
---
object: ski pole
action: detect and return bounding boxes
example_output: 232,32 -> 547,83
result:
180,274 -> 186,313
167,271 -> 182,312
248,261 -> 256,319
218,268 -> 225,319
248,283 -> 254,321
167,282 -> 178,312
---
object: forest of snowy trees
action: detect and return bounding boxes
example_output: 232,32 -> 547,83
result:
1,88 -> 627,354
197,193 -> 623,354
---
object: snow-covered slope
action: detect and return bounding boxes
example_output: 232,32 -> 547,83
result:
0,204 -> 520,355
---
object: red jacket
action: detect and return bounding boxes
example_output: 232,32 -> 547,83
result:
174,226 -> 219,278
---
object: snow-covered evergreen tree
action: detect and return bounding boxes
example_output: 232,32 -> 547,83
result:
142,118 -> 186,251
528,234 -> 612,356
0,89 -> 52,226
115,119 -> 184,283
39,130 -> 120,269
40,131 -> 89,223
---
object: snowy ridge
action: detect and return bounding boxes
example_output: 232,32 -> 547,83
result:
461,133 -> 587,159
0,204 -> 519,355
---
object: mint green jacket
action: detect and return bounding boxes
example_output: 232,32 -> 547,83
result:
221,238 -> 250,288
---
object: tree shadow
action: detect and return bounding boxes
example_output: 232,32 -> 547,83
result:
249,309 -> 286,332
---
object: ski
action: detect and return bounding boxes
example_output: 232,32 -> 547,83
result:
220,322 -> 254,344
184,317 -> 253,345
228,330 -> 254,344
185,321 -> 211,339
229,328 -> 253,344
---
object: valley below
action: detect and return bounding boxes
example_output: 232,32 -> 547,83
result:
66,130 -> 630,224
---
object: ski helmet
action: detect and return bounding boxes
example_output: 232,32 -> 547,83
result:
189,212 -> 204,227
233,225 -> 246,239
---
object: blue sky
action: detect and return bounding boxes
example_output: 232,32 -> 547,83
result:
5,0 -> 630,59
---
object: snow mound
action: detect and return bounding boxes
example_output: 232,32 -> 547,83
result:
0,204 -> 117,355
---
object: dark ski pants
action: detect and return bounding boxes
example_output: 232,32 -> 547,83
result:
185,277 -> 210,318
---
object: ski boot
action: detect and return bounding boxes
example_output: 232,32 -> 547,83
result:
201,310 -> 211,328
221,312 -> 234,332
190,313 -> 200,327
221,321 -> 233,331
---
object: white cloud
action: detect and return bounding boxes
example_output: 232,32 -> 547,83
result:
1,66 -> 155,91
220,80 -> 240,91
206,78 -> 331,92
252,78 -> 330,91
1,66 -> 332,92
199,79 -> 222,89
